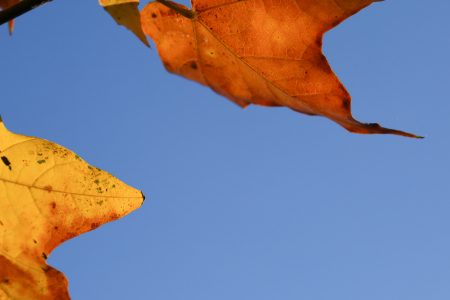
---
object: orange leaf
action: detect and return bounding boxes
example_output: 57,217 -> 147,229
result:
141,0 -> 421,138
0,118 -> 144,299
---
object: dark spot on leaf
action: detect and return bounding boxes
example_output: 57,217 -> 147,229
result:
90,223 -> 100,230
42,252 -> 48,260
190,62 -> 198,69
315,36 -> 322,46
1,156 -> 11,170
318,55 -> 331,73
54,226 -> 59,230
109,213 -> 119,220
342,98 -> 351,110
2,278 -> 9,284
331,18 -> 340,27
51,202 -> 56,209
33,239 -> 38,244
37,159 -> 46,164
366,123 -> 381,128
151,13 -> 157,18
44,185 -> 53,192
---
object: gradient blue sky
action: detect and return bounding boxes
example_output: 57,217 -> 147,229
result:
1,1 -> 450,299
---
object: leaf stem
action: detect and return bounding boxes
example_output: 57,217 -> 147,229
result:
155,0 -> 195,19
0,0 -> 52,26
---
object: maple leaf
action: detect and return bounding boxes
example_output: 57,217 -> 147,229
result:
0,118 -> 144,299
99,0 -> 149,46
141,0 -> 421,138
0,0 -> 20,35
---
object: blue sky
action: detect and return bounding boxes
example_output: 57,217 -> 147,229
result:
1,0 -> 450,299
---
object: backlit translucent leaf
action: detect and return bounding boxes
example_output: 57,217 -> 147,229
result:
141,0 -> 421,138
0,118 -> 144,299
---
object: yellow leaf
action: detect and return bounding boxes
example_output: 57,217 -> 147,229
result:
141,0 -> 421,138
100,0 -> 149,46
0,118 -> 144,299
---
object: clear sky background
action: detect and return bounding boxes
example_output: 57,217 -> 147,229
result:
1,1 -> 450,299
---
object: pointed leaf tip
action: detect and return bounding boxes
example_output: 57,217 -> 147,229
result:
0,0 -> 19,35
100,0 -> 150,47
339,118 -> 422,139
0,115 -> 7,131
0,123 -> 144,298
8,19 -> 14,35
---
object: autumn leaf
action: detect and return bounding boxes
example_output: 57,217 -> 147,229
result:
100,0 -> 149,46
0,118 -> 144,299
0,0 -> 20,35
141,0 -> 421,138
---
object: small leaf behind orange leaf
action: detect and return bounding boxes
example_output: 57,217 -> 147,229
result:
0,118 -> 144,299
100,0 -> 149,46
141,0 -> 421,138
